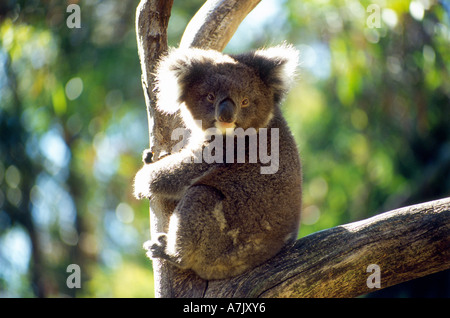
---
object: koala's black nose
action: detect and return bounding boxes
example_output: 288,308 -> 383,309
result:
217,98 -> 236,123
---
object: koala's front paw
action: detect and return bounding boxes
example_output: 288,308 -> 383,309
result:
143,234 -> 168,259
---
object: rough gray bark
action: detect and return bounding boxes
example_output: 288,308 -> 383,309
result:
204,197 -> 450,297
136,0 -> 177,298
135,0 -> 450,298
179,0 -> 261,51
135,0 -> 182,158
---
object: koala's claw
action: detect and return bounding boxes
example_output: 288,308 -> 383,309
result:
142,149 -> 153,164
156,234 -> 168,245
143,234 -> 168,259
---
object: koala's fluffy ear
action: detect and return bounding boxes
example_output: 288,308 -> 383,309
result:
154,48 -> 235,114
154,48 -> 196,114
233,44 -> 299,104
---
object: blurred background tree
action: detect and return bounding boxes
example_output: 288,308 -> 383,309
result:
0,0 -> 448,297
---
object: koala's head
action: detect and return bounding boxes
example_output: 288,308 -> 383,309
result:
155,44 -> 298,134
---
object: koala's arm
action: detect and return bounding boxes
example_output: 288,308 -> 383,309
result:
134,147 -> 215,199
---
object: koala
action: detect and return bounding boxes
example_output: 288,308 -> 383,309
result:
134,44 -> 302,280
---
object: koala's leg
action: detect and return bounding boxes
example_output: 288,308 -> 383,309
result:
147,185 -> 234,276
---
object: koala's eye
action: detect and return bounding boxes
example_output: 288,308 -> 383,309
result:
206,93 -> 215,103
241,98 -> 250,108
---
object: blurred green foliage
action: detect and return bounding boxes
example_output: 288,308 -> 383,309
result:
0,0 -> 449,297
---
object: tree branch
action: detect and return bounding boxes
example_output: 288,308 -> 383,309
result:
203,197 -> 450,298
135,0 -> 178,298
179,0 -> 261,51
135,0 -> 181,158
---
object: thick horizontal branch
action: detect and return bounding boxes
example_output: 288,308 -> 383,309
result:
203,197 -> 450,298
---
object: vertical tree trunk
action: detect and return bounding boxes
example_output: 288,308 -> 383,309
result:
135,0 -> 261,297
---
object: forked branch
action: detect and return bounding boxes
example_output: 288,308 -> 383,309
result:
135,0 -> 450,298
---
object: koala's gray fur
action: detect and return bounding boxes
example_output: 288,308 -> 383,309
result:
134,44 -> 302,280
